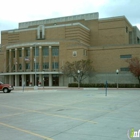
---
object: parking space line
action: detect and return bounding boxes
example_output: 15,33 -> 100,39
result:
27,101 -> 117,113
0,122 -> 53,140
1,104 -> 97,124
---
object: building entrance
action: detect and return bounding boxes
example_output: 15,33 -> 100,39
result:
52,75 -> 59,86
44,75 -> 49,86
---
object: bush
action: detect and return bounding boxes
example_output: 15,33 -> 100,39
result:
68,83 -> 140,88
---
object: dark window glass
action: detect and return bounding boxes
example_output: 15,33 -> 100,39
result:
120,54 -> 132,59
52,47 -> 59,56
43,47 -> 49,56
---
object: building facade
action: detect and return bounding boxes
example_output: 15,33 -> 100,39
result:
1,12 -> 140,86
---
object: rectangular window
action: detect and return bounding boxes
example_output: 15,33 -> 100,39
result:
126,26 -> 128,33
52,62 -> 59,69
19,49 -> 22,57
12,50 -> 15,58
19,64 -> 22,70
120,67 -> 130,71
34,63 -> 39,69
43,62 -> 49,69
120,54 -> 132,59
43,47 -> 49,56
83,50 -> 87,56
25,48 -> 30,57
34,47 -> 39,56
52,47 -> 59,56
26,63 -> 30,69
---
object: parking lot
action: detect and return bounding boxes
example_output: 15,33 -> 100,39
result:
0,88 -> 140,140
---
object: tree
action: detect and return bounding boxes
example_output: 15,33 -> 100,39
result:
61,59 -> 94,84
126,57 -> 140,84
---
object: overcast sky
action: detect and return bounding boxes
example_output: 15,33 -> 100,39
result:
0,0 -> 140,44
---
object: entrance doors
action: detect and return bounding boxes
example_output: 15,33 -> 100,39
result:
44,75 -> 49,86
52,75 -> 59,86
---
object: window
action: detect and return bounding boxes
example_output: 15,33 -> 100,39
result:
34,63 -> 39,69
52,47 -> 59,56
25,48 -> 30,57
83,49 -> 87,56
120,67 -> 130,71
126,26 -> 128,33
73,51 -> 77,57
52,62 -> 59,69
120,54 -> 132,59
19,64 -> 22,70
43,62 -> 49,69
12,50 -> 15,58
26,63 -> 30,69
34,47 -> 39,56
19,49 -> 22,57
43,47 -> 49,56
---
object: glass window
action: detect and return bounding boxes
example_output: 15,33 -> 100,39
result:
19,49 -> 22,57
120,54 -> 132,59
43,47 -> 49,56
34,47 -> 39,56
43,62 -> 49,69
19,64 -> 22,70
52,62 -> 59,69
26,63 -> 30,69
34,63 -> 39,69
120,67 -> 130,71
52,47 -> 59,56
12,50 -> 15,58
25,48 -> 30,57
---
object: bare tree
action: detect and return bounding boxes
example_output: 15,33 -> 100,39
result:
61,59 -> 93,84
126,57 -> 140,84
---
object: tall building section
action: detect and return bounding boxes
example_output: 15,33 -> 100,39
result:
0,12 -> 140,86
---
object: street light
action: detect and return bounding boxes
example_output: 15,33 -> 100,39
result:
34,44 -> 38,90
42,71 -> 45,89
77,70 -> 80,88
116,69 -> 119,89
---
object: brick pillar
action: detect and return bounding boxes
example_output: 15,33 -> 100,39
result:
39,46 -> 42,71
22,48 -> 25,72
9,49 -> 12,72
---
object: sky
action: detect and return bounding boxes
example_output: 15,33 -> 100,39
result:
0,0 -> 140,44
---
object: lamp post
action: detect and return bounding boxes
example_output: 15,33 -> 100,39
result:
42,71 -> 45,89
116,69 -> 119,89
34,44 -> 38,90
77,70 -> 80,88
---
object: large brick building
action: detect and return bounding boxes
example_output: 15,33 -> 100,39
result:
0,12 -> 140,86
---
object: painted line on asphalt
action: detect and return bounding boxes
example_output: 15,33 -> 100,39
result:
27,101 -> 118,113
0,122 -> 53,140
1,104 -> 97,124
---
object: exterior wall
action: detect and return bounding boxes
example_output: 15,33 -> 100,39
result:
89,45 -> 140,73
1,13 -> 140,86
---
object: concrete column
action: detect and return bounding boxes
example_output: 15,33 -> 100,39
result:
15,75 -> 18,86
22,75 -> 25,86
22,48 -> 25,72
49,46 -> 52,71
49,74 -> 52,86
9,49 -> 12,72
9,75 -> 12,85
39,74 -> 42,85
30,74 -> 33,83
39,46 -> 42,71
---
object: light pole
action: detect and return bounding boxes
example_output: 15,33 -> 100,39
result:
34,44 -> 38,90
42,71 -> 45,89
77,70 -> 80,88
116,69 -> 119,89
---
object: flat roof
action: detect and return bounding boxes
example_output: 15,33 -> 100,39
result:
19,12 -> 99,29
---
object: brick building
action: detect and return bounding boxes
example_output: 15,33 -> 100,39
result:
0,12 -> 140,86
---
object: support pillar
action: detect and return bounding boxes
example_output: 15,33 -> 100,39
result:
15,75 -> 18,86
49,74 -> 52,86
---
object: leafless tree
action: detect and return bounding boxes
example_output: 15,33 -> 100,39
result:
61,59 -> 94,83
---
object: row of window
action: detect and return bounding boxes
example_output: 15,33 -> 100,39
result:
13,62 -> 59,70
12,47 -> 59,57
